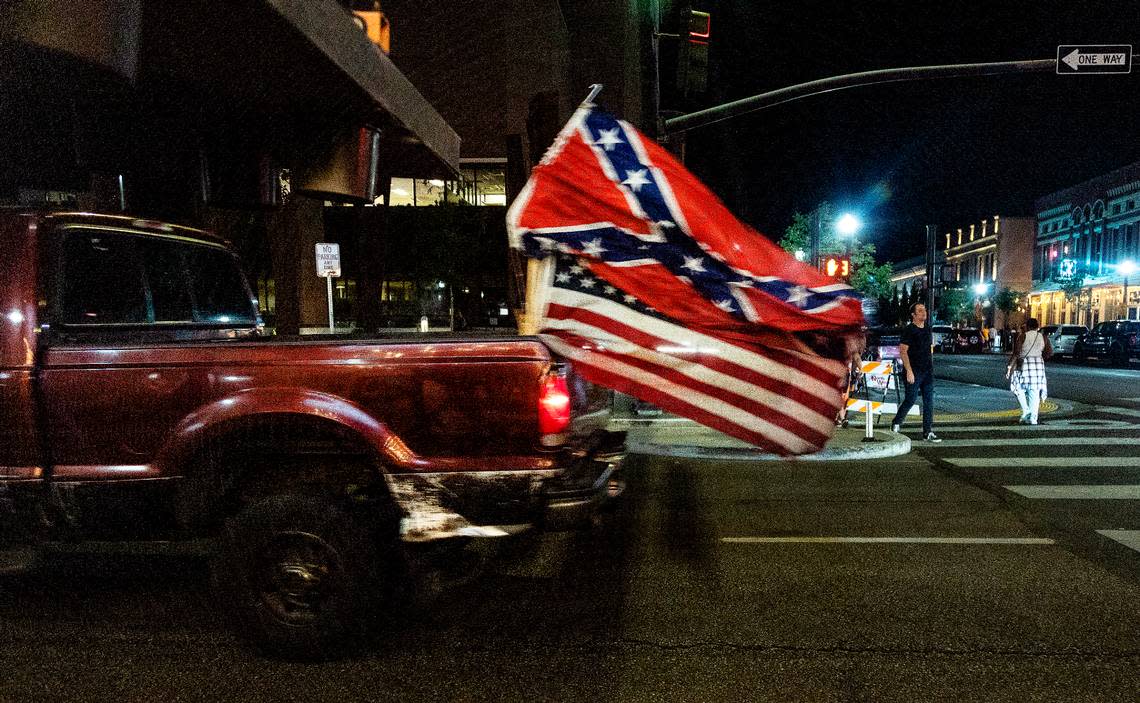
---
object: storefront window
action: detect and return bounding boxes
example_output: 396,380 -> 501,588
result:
385,162 -> 506,207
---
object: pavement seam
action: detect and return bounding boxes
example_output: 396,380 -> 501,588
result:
613,637 -> 1140,660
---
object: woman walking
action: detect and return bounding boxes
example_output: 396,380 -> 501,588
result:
1007,318 -> 1052,424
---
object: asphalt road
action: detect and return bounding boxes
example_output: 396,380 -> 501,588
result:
4,411 -> 1140,702
935,352 -> 1140,408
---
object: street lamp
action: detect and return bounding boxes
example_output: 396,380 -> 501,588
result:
835,213 -> 862,274
973,282 -> 990,296
1119,259 -> 1136,319
836,213 -> 862,238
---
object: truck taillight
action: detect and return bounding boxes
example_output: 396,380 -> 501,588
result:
538,372 -> 572,437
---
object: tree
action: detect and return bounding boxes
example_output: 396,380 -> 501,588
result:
994,286 -> 1028,328
937,286 -> 970,325
1057,264 -> 1089,323
777,201 -> 896,300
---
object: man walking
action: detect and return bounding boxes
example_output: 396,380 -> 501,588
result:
891,302 -> 941,442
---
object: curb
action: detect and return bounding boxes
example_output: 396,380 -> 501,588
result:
617,423 -> 912,462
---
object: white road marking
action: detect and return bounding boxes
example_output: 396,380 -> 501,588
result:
1004,485 -> 1140,499
720,536 -> 1055,545
1095,406 -> 1140,418
953,457 -> 1140,468
905,420 -> 1135,433
933,437 -> 1140,448
1097,530 -> 1140,553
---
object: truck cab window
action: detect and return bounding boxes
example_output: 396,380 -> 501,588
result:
61,233 -> 147,325
137,239 -> 195,322
185,247 -> 256,323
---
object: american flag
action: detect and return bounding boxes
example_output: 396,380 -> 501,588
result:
508,103 -> 864,456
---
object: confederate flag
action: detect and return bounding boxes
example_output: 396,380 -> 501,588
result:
507,101 -> 864,456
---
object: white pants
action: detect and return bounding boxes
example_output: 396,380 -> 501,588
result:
1013,387 -> 1042,423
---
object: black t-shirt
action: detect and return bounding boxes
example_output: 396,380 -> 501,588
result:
900,322 -> 933,372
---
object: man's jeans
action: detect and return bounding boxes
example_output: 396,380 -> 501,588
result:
892,367 -> 934,436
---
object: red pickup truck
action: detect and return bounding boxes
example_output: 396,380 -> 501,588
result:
0,211 -> 624,656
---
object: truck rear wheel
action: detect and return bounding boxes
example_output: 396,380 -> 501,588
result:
212,494 -> 393,659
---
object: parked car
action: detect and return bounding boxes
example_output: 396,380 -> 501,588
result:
867,326 -> 903,361
1044,324 -> 1088,358
1073,320 -> 1140,365
931,325 -> 954,351
940,327 -> 985,354
0,211 -> 625,658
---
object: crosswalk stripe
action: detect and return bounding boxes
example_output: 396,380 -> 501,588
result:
951,457 -> 1140,467
903,420 -> 1136,433
1094,406 -> 1140,418
931,437 -> 1140,448
721,536 -> 1055,545
1097,530 -> 1140,553
1004,485 -> 1140,499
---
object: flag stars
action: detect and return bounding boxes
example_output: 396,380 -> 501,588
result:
555,272 -> 572,283
581,238 -> 607,257
682,255 -> 707,274
786,285 -> 810,308
623,294 -> 638,304
714,299 -> 736,313
621,169 -> 651,193
603,285 -> 616,295
569,264 -> 584,275
579,277 -> 597,289
594,128 -> 624,151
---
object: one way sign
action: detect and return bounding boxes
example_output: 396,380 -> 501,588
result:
1057,45 -> 1132,74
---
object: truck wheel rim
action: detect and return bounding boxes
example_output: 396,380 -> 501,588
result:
257,530 -> 341,625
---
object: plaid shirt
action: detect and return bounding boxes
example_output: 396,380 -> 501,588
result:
1010,356 -> 1048,396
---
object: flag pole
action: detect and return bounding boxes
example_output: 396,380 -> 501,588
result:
519,85 -> 604,336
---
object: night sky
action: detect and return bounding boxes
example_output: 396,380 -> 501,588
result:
682,0 -> 1140,261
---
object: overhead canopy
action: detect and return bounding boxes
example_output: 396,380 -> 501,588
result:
142,0 -> 460,179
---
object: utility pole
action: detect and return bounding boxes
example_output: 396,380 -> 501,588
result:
810,208 -> 822,270
925,224 -> 938,317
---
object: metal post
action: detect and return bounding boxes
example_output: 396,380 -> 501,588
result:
326,276 -> 335,332
664,59 -> 1056,135
864,392 -> 875,440
925,224 -> 937,317
1124,275 -> 1130,319
811,210 -> 822,270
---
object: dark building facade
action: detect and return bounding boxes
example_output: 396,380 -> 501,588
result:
1,0 -> 459,334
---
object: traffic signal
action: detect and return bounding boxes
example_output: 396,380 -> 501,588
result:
677,8 -> 711,97
823,256 -> 852,279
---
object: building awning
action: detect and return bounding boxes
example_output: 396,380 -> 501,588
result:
141,0 -> 460,178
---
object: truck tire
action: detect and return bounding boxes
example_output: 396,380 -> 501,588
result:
212,494 -> 391,659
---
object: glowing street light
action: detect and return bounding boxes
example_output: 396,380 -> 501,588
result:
973,282 -> 990,296
835,213 -> 862,237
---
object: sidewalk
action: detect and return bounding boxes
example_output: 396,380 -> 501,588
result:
613,379 -> 1085,462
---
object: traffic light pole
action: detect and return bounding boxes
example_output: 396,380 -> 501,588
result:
663,59 -> 1054,135
810,209 -> 821,269
925,224 -> 937,316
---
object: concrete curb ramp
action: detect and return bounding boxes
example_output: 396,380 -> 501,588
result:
616,420 -> 912,462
